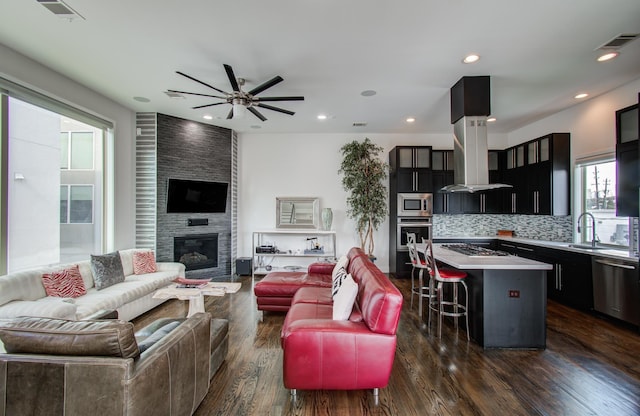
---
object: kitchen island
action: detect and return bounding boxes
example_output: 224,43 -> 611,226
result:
419,243 -> 553,349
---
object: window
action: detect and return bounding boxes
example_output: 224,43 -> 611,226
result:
577,158 -> 629,247
60,185 -> 94,224
60,131 -> 94,170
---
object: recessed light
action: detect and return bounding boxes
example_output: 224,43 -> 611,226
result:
203,115 -> 213,120
317,114 -> 328,120
406,117 -> 415,123
463,54 -> 480,64
574,93 -> 589,99
133,96 -> 150,103
361,90 -> 377,97
487,117 -> 496,122
597,51 -> 619,62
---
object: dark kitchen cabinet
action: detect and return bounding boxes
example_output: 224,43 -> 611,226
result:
431,150 -> 463,214
535,248 -> 593,311
496,240 -> 593,311
615,102 -> 639,217
503,133 -> 570,215
464,151 -> 504,213
390,146 -> 433,193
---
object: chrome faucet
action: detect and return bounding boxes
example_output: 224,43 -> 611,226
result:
576,212 -> 600,248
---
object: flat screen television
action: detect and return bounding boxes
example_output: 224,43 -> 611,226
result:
166,179 -> 228,213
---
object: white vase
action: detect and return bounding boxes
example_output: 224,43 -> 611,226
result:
321,208 -> 333,231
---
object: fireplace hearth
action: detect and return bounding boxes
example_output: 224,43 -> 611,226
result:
174,234 -> 218,271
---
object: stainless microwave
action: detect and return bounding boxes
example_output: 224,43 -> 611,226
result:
397,193 -> 433,217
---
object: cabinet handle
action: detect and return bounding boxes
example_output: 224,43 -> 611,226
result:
557,264 -> 562,291
555,266 -> 559,290
594,259 -> 636,270
516,246 -> 534,252
502,243 -> 516,248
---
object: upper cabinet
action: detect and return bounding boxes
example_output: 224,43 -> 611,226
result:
615,101 -> 639,217
389,146 -> 433,193
503,133 -> 570,215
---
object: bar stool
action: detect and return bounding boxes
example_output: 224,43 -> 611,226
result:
424,239 -> 470,340
407,234 -> 434,319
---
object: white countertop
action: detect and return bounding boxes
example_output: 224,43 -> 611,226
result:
417,243 -> 553,270
435,236 -> 639,263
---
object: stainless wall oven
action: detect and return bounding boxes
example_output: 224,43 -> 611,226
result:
397,217 -> 432,250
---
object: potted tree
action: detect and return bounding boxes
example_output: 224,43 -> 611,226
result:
339,138 -> 388,258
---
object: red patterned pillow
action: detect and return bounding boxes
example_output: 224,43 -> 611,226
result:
42,265 -> 87,298
133,251 -> 157,275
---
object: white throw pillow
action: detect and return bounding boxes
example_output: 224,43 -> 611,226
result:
331,255 -> 349,299
332,255 -> 349,280
332,273 -> 358,320
332,266 -> 348,299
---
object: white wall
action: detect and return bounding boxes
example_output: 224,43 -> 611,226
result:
237,132 -> 509,272
0,43 -> 137,251
508,78 -> 640,160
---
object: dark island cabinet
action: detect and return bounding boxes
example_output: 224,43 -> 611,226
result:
390,146 -> 433,193
615,101 -> 639,217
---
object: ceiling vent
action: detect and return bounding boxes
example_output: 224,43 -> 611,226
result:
352,122 -> 368,127
37,0 -> 85,20
596,33 -> 638,50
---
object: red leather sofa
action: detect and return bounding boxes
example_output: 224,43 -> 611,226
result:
279,247 -> 403,394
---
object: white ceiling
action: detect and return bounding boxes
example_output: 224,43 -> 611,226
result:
1,0 -> 639,134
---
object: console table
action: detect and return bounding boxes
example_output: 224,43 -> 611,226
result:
252,229 -> 337,279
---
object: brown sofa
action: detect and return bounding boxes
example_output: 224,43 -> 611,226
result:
0,312 -> 222,416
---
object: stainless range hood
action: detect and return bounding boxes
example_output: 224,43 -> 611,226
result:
441,76 -> 512,193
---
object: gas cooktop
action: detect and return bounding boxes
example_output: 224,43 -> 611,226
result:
441,243 -> 510,257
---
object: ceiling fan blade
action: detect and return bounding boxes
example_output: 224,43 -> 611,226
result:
248,76 -> 283,96
254,96 -> 305,102
248,107 -> 267,121
224,64 -> 241,92
256,103 -> 295,116
176,71 -> 228,95
168,90 -> 227,99
226,108 -> 234,120
192,102 -> 228,109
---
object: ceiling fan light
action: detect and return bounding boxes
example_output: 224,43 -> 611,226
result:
233,100 -> 247,119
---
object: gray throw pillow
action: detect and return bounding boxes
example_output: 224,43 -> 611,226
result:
91,251 -> 125,290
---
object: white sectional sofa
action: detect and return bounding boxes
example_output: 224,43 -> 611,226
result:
0,249 -> 185,322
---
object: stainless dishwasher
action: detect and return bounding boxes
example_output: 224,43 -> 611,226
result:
592,257 -> 639,326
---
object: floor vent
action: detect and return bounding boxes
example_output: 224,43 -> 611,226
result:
596,33 -> 638,50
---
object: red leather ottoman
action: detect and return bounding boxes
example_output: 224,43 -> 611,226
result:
254,269 -> 332,312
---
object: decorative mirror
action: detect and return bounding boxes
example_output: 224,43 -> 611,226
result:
276,197 -> 319,229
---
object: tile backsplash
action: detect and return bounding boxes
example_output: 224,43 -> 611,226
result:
433,214 -> 573,242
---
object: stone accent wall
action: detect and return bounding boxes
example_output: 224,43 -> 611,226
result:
433,214 -> 573,242
156,113 -> 232,278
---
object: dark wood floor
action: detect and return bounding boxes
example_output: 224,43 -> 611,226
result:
132,276 -> 640,415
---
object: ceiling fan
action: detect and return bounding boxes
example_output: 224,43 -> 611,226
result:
168,64 -> 304,121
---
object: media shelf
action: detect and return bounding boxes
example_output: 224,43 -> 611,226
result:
252,229 -> 337,279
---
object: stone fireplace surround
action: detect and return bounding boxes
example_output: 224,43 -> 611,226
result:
155,114 -> 232,279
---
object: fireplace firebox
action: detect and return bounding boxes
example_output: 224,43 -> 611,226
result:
174,234 -> 218,271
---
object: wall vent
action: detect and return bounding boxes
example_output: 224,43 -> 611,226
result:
352,122 -> 368,127
37,0 -> 85,20
596,33 -> 638,50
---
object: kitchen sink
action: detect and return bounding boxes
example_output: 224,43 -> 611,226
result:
569,243 -> 606,250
